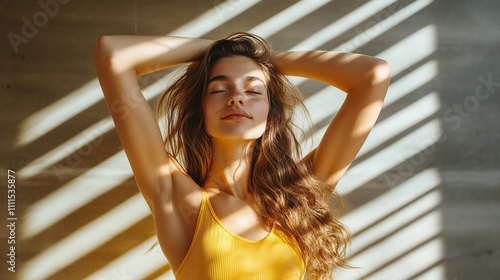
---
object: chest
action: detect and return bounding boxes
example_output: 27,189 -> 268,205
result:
207,191 -> 271,241
175,200 -> 305,280
193,231 -> 304,279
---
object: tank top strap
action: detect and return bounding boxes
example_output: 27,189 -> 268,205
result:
200,186 -> 207,198
198,187 -> 209,213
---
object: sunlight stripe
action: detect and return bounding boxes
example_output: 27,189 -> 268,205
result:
249,0 -> 330,38
20,193 -> 149,280
17,117 -> 114,179
338,119 -> 443,196
15,79 -> 102,148
20,151 -> 132,240
168,0 -> 261,37
335,0 -> 434,52
384,59 -> 439,107
341,168 -> 441,233
14,0 -> 261,148
358,91 -> 440,158
85,237 -> 170,280
290,0 -> 398,50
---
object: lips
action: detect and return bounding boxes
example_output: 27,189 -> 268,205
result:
221,109 -> 251,120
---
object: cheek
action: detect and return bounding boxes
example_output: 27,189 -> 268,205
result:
252,99 -> 270,121
203,96 -> 217,120
203,96 -> 222,135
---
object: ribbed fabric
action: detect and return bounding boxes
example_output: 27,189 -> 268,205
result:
175,188 -> 306,280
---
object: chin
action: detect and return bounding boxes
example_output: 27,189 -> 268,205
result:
207,124 -> 267,141
213,133 -> 263,141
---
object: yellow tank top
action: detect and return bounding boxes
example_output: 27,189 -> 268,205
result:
174,188 -> 306,280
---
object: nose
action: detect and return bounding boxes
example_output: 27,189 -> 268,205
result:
227,88 -> 245,106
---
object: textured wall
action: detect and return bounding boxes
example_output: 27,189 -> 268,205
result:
1,0 -> 499,279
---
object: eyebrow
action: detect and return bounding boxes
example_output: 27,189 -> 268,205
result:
207,75 -> 266,86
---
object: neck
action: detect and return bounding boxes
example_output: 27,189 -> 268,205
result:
205,138 -> 256,199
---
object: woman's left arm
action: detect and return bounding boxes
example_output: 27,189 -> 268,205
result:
274,51 -> 390,191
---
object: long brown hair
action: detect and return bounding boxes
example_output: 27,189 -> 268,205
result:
157,32 -> 351,280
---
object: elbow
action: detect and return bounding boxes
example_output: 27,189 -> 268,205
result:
94,35 -> 130,76
94,36 -> 135,76
349,58 -> 390,97
94,36 -> 115,81
94,35 -> 126,67
94,35 -> 113,62
369,59 -> 391,86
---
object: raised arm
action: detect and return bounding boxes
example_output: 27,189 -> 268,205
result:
274,51 -> 390,191
94,35 -> 212,208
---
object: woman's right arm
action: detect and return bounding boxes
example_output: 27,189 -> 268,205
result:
94,36 -> 212,209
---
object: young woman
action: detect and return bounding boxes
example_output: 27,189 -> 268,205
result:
94,32 -> 390,280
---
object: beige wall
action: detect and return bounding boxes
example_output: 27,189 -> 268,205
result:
1,0 -> 499,279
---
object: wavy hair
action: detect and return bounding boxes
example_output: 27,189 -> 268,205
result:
157,32 -> 351,280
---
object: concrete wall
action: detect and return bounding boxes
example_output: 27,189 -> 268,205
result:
1,0 -> 499,279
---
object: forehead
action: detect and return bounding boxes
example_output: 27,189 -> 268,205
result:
208,55 -> 267,84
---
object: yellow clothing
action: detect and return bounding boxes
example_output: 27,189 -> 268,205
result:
175,188 -> 306,280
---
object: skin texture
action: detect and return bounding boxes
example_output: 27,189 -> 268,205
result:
204,56 -> 270,141
94,35 -> 390,272
203,56 -> 273,242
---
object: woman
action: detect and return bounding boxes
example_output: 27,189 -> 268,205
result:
94,32 -> 390,280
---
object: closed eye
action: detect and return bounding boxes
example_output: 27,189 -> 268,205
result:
246,91 -> 262,95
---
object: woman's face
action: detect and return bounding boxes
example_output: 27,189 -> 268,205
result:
203,55 -> 270,141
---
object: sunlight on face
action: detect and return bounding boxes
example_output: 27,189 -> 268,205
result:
203,55 -> 270,141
